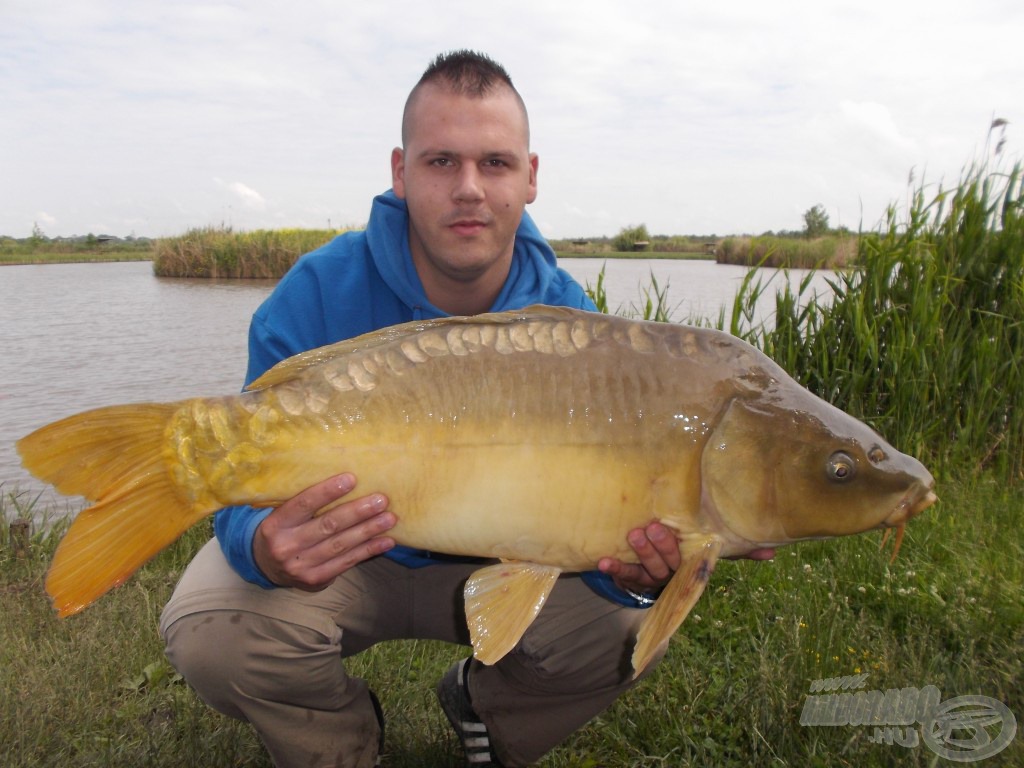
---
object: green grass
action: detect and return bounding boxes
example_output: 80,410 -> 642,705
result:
2,478 -> 1020,767
0,239 -> 154,265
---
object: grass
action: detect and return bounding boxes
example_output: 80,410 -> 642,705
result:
2,478 -> 1020,767
0,238 -> 154,265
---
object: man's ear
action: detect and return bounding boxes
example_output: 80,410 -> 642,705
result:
391,147 -> 406,198
527,152 -> 539,204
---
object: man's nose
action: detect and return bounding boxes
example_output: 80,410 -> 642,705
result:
452,164 -> 484,202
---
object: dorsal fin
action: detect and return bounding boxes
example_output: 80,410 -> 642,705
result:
246,305 -> 579,391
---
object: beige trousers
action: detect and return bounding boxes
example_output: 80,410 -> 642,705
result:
160,539 -> 664,768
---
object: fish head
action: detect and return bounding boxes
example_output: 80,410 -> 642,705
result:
701,388 -> 936,550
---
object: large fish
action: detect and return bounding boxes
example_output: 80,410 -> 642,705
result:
18,306 -> 936,675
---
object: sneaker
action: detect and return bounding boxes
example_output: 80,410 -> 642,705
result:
436,658 -> 504,767
369,689 -> 385,767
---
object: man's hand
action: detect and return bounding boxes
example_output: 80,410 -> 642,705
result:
253,473 -> 396,590
598,522 -> 681,596
598,522 -> 777,597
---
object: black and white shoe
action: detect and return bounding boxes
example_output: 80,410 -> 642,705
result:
436,658 -> 505,767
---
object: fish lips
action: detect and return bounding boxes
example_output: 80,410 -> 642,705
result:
882,486 -> 938,529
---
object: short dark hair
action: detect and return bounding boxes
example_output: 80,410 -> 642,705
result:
416,49 -> 516,96
402,50 -> 529,146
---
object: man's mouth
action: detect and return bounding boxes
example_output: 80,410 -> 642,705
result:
449,219 -> 488,236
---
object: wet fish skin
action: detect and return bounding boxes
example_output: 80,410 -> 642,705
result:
17,305 -> 936,672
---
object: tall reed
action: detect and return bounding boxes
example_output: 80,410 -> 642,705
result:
152,227 -> 345,278
729,161 -> 1023,482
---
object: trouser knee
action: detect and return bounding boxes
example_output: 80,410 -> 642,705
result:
162,611 -> 253,719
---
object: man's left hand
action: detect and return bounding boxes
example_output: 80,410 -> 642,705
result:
598,523 -> 776,598
597,522 -> 681,596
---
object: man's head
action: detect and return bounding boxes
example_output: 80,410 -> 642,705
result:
392,51 -> 538,316
401,50 -> 530,148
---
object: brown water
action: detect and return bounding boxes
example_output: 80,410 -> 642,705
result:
1,259 -> 831,516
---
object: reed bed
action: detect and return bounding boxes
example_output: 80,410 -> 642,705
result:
728,161 -> 1023,482
152,227 -> 345,278
716,235 -> 859,269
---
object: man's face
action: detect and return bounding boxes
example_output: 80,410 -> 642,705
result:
391,82 -> 538,311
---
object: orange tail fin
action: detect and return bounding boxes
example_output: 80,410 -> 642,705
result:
17,403 -> 215,617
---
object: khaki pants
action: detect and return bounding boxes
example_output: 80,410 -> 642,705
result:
160,539 -> 664,768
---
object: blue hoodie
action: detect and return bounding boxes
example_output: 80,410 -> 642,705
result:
214,190 -> 650,608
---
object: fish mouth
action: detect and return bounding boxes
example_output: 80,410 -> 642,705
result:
879,485 -> 938,562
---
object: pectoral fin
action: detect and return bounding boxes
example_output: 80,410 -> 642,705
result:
631,536 -> 723,677
464,562 -> 562,665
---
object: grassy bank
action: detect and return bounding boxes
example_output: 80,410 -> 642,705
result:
0,238 -> 154,265
2,477 -> 1020,767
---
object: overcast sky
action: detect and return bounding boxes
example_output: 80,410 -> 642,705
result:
2,0 -> 1020,240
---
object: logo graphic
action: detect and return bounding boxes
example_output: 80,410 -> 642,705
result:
922,695 -> 1017,762
800,676 -> 1016,762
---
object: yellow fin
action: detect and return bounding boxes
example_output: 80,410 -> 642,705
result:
631,536 -> 723,677
464,561 -> 562,665
18,403 -> 215,617
17,403 -> 179,500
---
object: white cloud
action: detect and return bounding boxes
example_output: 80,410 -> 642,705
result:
35,211 -> 58,228
1,0 -> 1021,238
219,180 -> 268,211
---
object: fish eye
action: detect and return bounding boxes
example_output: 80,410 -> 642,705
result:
868,446 -> 887,463
827,451 -> 856,482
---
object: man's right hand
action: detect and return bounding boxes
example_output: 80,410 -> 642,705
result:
253,473 -> 396,590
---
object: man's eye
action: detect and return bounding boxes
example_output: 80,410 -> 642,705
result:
431,158 -> 453,167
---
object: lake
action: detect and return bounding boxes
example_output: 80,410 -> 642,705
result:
1,259 -> 832,513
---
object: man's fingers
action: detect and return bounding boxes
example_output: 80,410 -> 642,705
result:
314,492 -> 388,538
276,473 -> 358,525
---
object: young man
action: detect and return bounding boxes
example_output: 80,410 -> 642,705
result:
161,51 -> 687,768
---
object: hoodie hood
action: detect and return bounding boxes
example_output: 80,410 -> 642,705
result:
365,189 -> 566,319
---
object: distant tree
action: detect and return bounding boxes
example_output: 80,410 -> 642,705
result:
803,205 -> 830,238
613,223 -> 650,251
29,221 -> 47,247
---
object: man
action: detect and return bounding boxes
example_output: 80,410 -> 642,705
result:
161,50 -> 710,768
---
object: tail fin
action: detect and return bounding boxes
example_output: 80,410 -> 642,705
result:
17,403 -> 215,617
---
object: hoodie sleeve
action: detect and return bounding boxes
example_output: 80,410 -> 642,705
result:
213,259 -> 331,588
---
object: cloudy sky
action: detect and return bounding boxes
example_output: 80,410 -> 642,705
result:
2,0 -> 1020,240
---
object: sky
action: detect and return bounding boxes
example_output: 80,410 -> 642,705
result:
1,0 -> 1021,241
